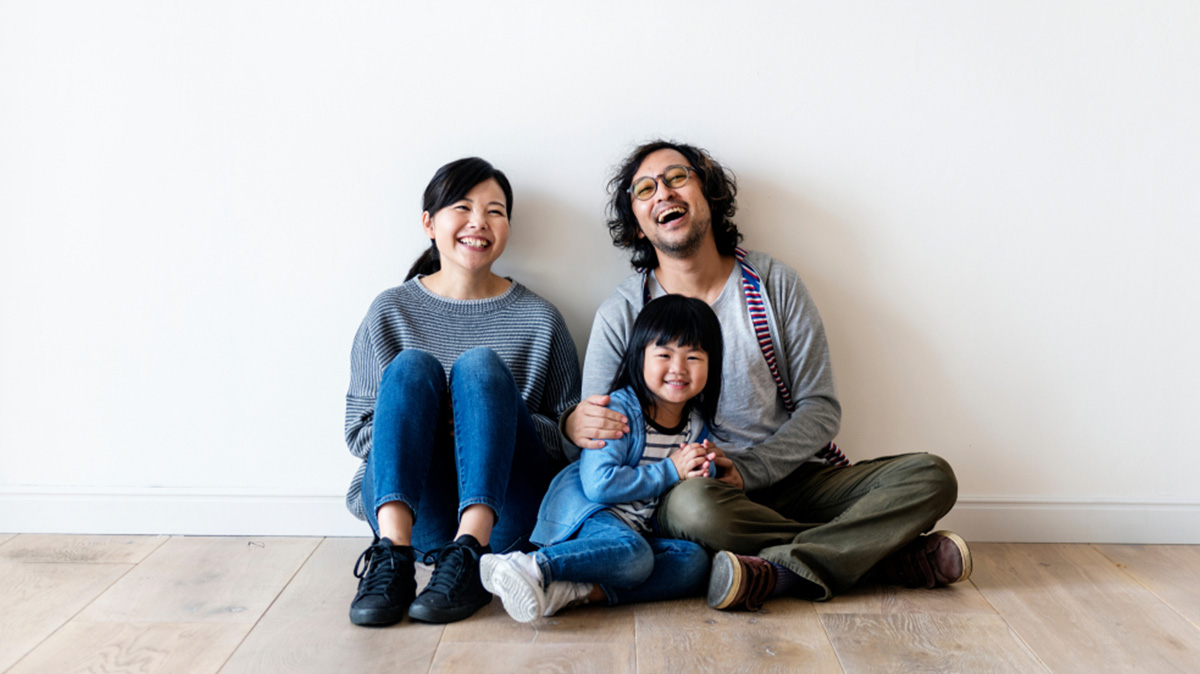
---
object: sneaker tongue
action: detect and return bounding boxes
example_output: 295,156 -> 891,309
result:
454,534 -> 482,549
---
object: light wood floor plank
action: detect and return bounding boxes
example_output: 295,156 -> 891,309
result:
635,597 -> 843,674
442,595 -> 638,644
429,642 -> 636,674
76,536 -> 319,624
971,543 -> 1200,674
1093,544 -> 1200,629
0,534 -> 168,564
5,621 -> 249,674
0,561 -> 131,671
821,612 -> 1047,674
814,580 -> 997,615
0,533 -> 15,547
220,537 -> 444,674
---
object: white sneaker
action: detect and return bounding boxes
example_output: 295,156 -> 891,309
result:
479,552 -> 590,622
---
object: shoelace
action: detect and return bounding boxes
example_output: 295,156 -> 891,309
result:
421,540 -> 477,598
354,541 -> 402,596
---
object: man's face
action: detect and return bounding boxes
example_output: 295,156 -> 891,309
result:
630,149 -> 713,260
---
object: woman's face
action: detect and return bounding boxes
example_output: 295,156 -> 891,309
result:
421,178 -> 510,277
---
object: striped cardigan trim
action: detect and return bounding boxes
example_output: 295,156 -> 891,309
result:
640,248 -> 850,467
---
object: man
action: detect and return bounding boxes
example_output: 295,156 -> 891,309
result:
562,140 -> 969,608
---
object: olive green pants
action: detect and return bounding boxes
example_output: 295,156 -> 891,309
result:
655,453 -> 958,600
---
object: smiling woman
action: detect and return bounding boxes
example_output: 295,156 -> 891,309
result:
340,157 -> 581,628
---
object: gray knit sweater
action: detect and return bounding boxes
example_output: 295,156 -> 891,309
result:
343,278 -> 581,520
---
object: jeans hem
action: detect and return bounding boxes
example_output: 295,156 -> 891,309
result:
458,497 -> 502,522
374,493 -> 416,518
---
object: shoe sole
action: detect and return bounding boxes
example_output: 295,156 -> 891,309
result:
349,605 -> 407,627
406,593 -> 491,624
489,560 -> 544,623
480,554 -> 499,594
933,530 -> 972,583
707,550 -> 743,610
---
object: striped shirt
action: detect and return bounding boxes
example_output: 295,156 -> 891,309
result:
342,278 -> 581,520
608,416 -> 693,532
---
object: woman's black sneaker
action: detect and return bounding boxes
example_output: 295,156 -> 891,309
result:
349,538 -> 417,626
407,534 -> 492,623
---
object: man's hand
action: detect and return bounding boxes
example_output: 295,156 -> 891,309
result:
671,443 -> 712,479
566,394 -> 631,450
700,440 -> 744,490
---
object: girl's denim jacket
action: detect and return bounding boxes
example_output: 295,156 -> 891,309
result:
531,386 -> 711,546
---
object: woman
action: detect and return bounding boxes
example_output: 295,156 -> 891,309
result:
343,157 -> 580,626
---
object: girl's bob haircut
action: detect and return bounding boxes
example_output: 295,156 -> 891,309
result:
609,294 -> 724,434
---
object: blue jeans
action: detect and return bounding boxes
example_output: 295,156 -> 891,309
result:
534,509 -> 709,605
362,348 -> 556,555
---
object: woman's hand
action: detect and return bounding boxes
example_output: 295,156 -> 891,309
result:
567,394 -> 631,449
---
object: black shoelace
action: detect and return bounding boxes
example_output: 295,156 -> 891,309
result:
421,540 -> 478,598
354,541 -> 402,596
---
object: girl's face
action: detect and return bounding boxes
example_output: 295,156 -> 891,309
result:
643,339 -> 709,415
421,178 -> 510,277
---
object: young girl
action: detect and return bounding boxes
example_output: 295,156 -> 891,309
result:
480,294 -> 723,622
343,157 -> 579,627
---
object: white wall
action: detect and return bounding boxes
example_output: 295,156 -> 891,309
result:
3,1 -> 1198,542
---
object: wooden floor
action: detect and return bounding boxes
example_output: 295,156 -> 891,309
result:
2,535 -> 1199,673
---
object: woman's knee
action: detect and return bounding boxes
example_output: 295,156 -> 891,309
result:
449,348 -> 518,399
451,347 -> 505,377
381,349 -> 445,390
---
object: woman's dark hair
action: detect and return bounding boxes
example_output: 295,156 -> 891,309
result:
606,140 -> 741,270
405,157 -> 514,281
609,294 -> 724,435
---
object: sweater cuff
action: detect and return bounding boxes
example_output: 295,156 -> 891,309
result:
557,403 -> 582,463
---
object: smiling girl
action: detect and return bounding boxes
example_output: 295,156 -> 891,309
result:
343,157 -> 580,627
479,294 -> 723,622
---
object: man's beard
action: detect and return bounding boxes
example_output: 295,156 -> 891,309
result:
655,217 -> 711,260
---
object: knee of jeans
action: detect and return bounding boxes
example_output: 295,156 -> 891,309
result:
451,348 -> 513,385
452,347 -> 502,372
381,350 -> 445,389
660,479 -> 732,546
610,535 -> 654,587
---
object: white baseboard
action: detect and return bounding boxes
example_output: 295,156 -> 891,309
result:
0,487 -> 366,537
2,488 -> 1199,543
938,496 -> 1200,544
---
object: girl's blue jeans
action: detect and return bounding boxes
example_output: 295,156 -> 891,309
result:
362,348 -> 556,555
535,509 -> 709,605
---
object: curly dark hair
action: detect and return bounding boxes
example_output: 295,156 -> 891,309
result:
606,140 -> 741,270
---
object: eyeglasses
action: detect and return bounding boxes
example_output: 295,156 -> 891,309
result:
627,164 -> 697,201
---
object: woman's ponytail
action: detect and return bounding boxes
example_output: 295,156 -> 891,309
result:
404,240 -> 440,281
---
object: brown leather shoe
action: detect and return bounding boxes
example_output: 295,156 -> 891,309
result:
707,551 -> 778,611
875,530 -> 972,588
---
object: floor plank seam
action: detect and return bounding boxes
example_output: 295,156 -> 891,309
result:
0,533 -> 159,674
813,606 -> 849,674
213,536 -> 326,674
1089,544 -> 1200,635
966,578 -> 1055,674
